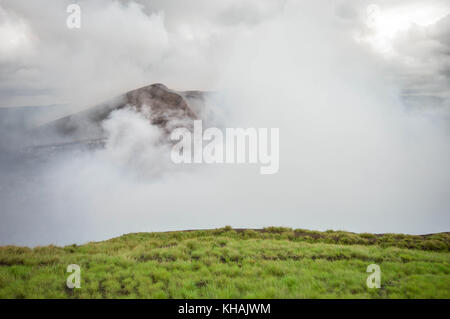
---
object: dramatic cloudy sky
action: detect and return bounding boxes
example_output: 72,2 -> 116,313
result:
1,0 -> 449,112
0,1 -> 449,245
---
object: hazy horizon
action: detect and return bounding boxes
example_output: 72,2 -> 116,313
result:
1,0 -> 449,246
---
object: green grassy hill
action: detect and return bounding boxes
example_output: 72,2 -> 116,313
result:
0,227 -> 449,298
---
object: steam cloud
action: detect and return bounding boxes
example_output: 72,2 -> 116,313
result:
0,1 -> 449,246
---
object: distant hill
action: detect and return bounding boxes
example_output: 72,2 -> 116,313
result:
27,83 -> 208,149
0,104 -> 65,149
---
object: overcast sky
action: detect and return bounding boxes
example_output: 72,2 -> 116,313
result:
0,1 -> 449,246
1,0 -> 449,112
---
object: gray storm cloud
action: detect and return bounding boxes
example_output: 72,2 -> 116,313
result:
0,1 -> 449,246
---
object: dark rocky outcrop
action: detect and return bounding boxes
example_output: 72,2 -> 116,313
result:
27,83 -> 208,149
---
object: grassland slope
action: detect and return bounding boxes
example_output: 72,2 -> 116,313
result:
0,227 -> 449,298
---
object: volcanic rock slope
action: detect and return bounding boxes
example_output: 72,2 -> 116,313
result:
29,83 -> 207,149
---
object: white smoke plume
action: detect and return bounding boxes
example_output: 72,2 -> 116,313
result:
0,1 -> 449,246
